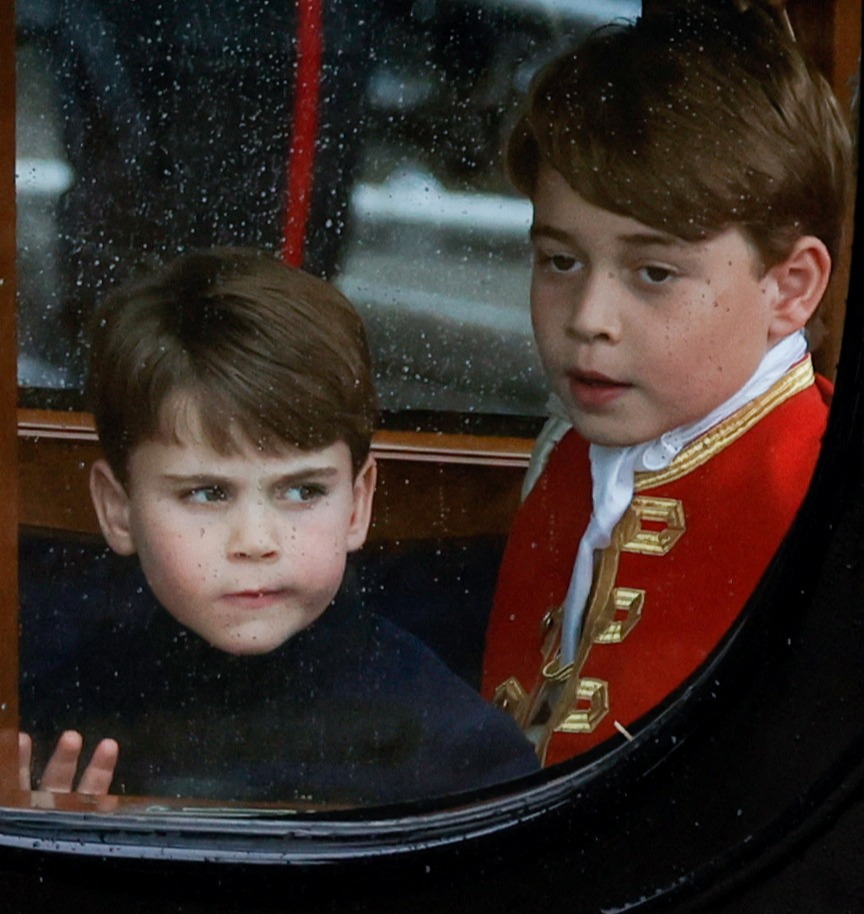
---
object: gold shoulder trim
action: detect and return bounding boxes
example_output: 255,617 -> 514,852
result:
635,358 -> 815,491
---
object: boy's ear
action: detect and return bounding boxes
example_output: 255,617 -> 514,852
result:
765,235 -> 832,343
89,459 -> 137,556
346,455 -> 377,553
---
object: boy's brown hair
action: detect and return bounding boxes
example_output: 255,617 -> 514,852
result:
88,248 -> 377,483
507,0 -> 852,268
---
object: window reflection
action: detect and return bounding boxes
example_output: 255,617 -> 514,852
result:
15,0 -> 639,415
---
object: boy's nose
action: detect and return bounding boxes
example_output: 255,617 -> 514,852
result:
230,540 -> 279,561
565,272 -> 621,342
226,503 -> 281,561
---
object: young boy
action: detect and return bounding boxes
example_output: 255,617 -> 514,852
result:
481,1 -> 852,767
21,248 -> 538,805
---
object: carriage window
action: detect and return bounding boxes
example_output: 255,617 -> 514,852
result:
5,2 -> 864,895
11,0 -> 645,813
16,0 -> 640,417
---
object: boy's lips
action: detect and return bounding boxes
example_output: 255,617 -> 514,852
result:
221,589 -> 288,610
566,369 -> 632,410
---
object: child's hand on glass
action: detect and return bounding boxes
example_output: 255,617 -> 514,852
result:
18,730 -> 118,795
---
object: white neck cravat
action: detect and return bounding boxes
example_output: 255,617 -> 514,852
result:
558,330 -> 808,664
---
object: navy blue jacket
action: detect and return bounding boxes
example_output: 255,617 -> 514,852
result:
20,555 -> 538,806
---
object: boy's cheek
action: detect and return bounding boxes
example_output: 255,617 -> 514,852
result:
137,543 -> 207,597
533,323 -> 566,366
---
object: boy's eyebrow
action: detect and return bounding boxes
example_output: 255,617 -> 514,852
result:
161,466 -> 341,484
161,473 -> 233,484
530,223 -> 684,249
529,224 -> 575,245
271,466 -> 341,483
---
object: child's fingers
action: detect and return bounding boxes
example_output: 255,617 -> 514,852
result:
18,732 -> 32,791
76,738 -> 119,796
38,730 -> 84,792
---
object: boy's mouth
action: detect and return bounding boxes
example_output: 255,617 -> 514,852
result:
566,369 -> 631,410
222,589 -> 287,610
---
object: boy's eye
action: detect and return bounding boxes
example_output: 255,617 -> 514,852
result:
535,250 -> 583,274
184,485 -> 227,505
279,483 -> 326,504
548,254 -> 582,273
639,265 -> 676,285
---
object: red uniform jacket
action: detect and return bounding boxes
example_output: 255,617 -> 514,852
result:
482,359 -> 831,767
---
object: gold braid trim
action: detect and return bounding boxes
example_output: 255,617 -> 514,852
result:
634,358 -> 815,492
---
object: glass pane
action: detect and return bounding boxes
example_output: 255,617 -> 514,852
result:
13,0 -> 644,811
6,27 -> 864,914
15,0 -> 639,416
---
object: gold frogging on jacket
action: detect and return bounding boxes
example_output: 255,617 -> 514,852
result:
492,358 -> 815,762
492,495 -> 686,762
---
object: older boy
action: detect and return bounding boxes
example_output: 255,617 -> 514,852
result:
21,248 -> 538,804
482,1 -> 852,766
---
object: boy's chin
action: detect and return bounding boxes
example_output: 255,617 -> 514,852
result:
569,409 -> 678,450
570,417 -> 647,449
195,610 -> 327,657
214,636 -> 293,657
